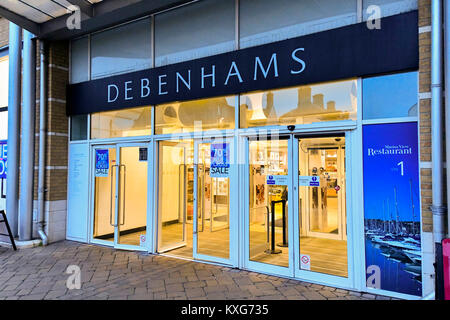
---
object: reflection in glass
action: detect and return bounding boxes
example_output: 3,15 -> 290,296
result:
363,72 -> 418,120
158,140 -> 194,258
91,18 -> 152,79
240,80 -> 357,128
155,96 -> 235,135
91,107 -> 151,139
155,0 -> 235,67
240,0 -> 357,49
70,37 -> 89,83
298,137 -> 347,277
249,139 -> 289,268
93,147 -> 117,242
197,143 -> 230,259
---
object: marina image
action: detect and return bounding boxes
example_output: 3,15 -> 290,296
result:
363,122 -> 422,296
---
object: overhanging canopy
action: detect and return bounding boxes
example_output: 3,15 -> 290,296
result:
0,0 -> 192,40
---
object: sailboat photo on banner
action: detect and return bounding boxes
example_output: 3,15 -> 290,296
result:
363,122 -> 422,296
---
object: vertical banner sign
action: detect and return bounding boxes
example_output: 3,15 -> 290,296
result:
0,140 -> 6,179
210,143 -> 230,178
363,122 -> 422,296
95,149 -> 109,177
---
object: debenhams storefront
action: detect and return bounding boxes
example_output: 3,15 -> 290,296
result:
66,0 -> 421,299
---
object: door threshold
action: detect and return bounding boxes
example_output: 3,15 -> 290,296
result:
157,252 -> 233,268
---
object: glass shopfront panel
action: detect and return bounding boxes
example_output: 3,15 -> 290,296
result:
91,18 -> 152,80
70,114 -> 88,141
91,106 -> 151,139
70,37 -> 89,84
240,80 -> 357,128
155,0 -> 235,67
363,71 -> 418,120
240,0 -> 357,49
155,96 -> 235,135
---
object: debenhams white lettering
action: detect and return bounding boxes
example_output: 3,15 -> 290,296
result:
106,47 -> 306,103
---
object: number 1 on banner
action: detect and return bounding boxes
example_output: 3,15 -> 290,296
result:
397,161 -> 404,176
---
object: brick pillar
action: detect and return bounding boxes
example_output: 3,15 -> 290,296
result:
417,0 -> 445,296
33,41 -> 69,243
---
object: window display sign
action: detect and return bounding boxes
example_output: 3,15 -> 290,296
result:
0,140 -> 6,179
210,143 -> 230,178
363,122 -> 422,296
266,175 -> 288,186
299,176 -> 320,187
95,149 -> 109,177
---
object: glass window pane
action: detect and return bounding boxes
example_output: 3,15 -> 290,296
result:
240,0 -> 357,49
155,0 -> 235,67
240,80 -> 357,128
70,114 -> 88,141
155,96 -> 235,135
91,106 -> 152,139
363,72 -> 417,120
363,0 -> 417,20
91,19 -> 151,80
70,37 -> 89,83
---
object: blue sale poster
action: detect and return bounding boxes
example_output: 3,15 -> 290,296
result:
210,143 -> 230,178
0,140 -> 6,179
95,149 -> 109,177
363,122 -> 422,296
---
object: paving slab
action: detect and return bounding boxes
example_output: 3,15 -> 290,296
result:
0,241 -> 393,300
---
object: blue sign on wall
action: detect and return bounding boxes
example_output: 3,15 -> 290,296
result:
95,149 -> 109,177
0,140 -> 6,179
363,122 -> 422,296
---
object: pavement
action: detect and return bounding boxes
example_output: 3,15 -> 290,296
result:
0,240 -> 394,300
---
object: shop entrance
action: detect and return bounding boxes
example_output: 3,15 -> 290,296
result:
91,143 -> 149,250
245,133 -> 349,282
157,138 -> 234,265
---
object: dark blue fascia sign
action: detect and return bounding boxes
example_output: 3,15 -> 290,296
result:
67,11 -> 418,116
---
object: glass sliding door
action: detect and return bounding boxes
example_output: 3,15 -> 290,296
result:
116,145 -> 149,247
93,146 -> 117,244
157,140 -> 194,257
193,139 -> 233,264
246,136 -> 293,276
297,136 -> 348,278
244,133 -> 351,282
91,143 -> 149,250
